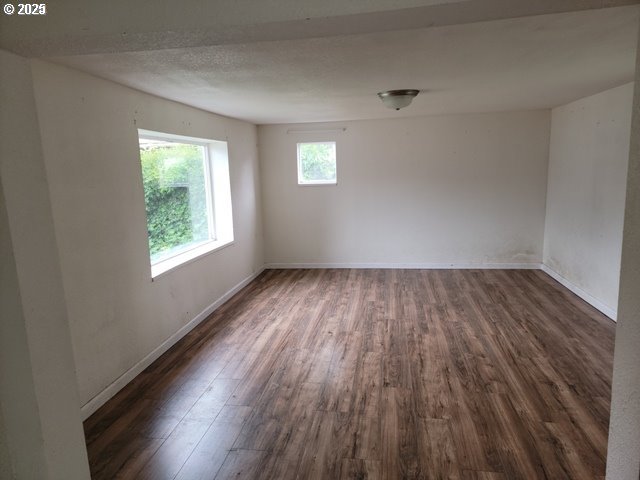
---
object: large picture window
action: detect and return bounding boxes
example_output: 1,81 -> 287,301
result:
138,130 -> 233,278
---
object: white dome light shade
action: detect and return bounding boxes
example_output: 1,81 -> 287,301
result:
377,89 -> 420,110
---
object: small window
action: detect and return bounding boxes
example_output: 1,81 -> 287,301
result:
297,142 -> 337,185
138,130 -> 233,278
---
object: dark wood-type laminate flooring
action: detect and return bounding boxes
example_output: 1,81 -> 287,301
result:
84,269 -> 616,479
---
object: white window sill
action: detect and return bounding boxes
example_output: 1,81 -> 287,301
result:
151,238 -> 234,280
298,181 -> 337,186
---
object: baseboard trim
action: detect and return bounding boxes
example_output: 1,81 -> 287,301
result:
80,267 -> 265,420
540,264 -> 617,321
265,262 -> 542,270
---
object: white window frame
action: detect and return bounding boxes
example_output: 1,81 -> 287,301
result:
138,129 -> 234,279
297,141 -> 337,186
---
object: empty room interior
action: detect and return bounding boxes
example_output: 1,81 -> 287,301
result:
3,1 -> 640,479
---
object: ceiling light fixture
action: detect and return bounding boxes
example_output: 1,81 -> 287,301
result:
377,89 -> 420,110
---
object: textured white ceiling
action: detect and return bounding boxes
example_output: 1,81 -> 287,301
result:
3,0 -> 636,56
49,6 -> 639,124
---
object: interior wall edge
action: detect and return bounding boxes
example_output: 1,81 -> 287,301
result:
80,266 -> 266,420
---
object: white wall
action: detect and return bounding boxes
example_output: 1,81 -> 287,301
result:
543,83 -> 633,319
259,111 -> 550,267
30,60 -> 264,411
0,49 -> 90,479
607,29 -> 640,479
0,407 -> 12,479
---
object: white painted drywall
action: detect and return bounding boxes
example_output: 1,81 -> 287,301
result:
0,49 -> 90,479
259,112 -> 550,267
29,60 -> 264,407
606,30 -> 640,479
543,83 -> 633,318
0,406 -> 12,479
0,179 -> 44,480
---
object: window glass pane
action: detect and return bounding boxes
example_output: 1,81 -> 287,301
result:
139,138 -> 211,263
298,142 -> 336,183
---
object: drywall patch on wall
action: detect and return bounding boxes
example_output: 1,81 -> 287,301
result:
259,111 -> 550,267
30,59 -> 264,406
543,82 -> 633,318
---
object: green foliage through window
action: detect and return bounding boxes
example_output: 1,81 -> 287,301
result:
298,142 -> 337,184
139,139 -> 211,262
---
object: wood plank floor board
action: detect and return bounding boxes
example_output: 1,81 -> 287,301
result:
173,405 -> 252,480
213,448 -> 267,480
84,269 -> 615,479
487,393 -> 548,480
296,411 -> 342,479
414,418 -> 460,479
136,417 -> 212,480
460,470 -> 506,480
184,378 -> 240,422
112,437 -> 165,480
